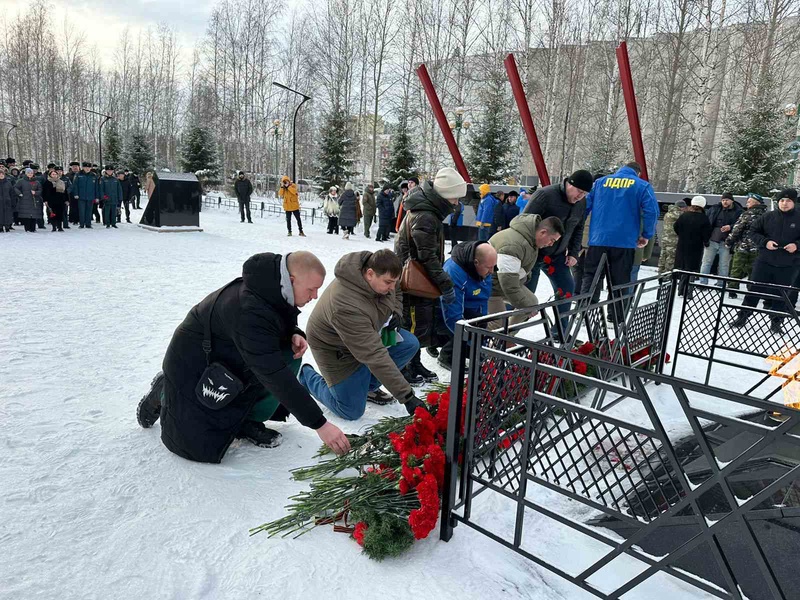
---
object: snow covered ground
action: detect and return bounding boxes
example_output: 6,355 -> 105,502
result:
1,204 -> 727,600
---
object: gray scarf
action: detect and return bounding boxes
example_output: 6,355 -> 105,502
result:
50,175 -> 66,193
280,254 -> 295,306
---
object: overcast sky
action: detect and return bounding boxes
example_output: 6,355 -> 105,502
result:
4,0 -> 304,67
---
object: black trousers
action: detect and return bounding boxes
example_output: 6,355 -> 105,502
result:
573,250 -> 587,295
376,224 -> 391,240
580,246 -> 635,323
741,259 -> 799,314
123,200 -> 134,221
23,218 -> 37,232
134,189 -> 141,209
239,200 -> 251,222
286,210 -> 302,233
326,216 -> 339,234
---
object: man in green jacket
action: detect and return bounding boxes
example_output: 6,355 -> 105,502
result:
487,214 -> 564,324
299,250 -> 426,420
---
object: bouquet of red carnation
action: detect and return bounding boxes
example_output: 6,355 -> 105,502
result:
251,384 -> 467,560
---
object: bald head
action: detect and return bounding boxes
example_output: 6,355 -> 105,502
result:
287,251 -> 326,306
474,243 -> 498,278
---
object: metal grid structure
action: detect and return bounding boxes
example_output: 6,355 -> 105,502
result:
440,272 -> 800,599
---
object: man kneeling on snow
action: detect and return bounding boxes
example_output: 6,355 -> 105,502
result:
136,251 -> 350,463
435,241 -> 498,370
299,249 -> 426,420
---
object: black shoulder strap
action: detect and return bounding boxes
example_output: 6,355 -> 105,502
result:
203,278 -> 243,365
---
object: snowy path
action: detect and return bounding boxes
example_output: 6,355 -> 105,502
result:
1,206 -> 715,600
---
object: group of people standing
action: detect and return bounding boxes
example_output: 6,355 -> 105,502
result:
0,157 -> 143,233
663,188 -> 800,331
134,160 -> 800,467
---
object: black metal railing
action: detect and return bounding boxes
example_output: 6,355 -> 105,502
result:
441,268 -> 800,599
201,194 -> 317,224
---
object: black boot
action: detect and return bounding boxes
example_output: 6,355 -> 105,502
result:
367,388 -> 395,405
411,350 -> 438,383
235,421 -> 283,448
136,372 -> 164,428
730,311 -> 748,328
771,317 -> 784,334
402,365 -> 424,386
425,347 -> 440,359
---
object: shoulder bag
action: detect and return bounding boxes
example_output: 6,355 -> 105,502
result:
194,279 -> 246,410
400,214 -> 443,299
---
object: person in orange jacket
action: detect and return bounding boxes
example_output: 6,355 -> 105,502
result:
279,175 -> 305,237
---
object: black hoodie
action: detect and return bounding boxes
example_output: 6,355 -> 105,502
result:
160,252 -> 325,463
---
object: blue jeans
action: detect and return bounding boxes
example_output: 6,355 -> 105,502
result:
624,265 -> 641,297
299,329 -> 420,420
699,241 -> 731,285
526,254 -> 575,332
78,199 -> 93,227
478,227 -> 490,241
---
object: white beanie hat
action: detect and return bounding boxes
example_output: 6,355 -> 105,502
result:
345,181 -> 353,191
433,167 -> 467,200
691,195 -> 707,208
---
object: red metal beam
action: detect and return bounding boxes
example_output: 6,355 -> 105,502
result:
504,53 -> 551,187
415,64 -> 472,184
616,41 -> 649,181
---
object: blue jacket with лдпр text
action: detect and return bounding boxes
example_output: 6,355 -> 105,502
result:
585,165 -> 658,249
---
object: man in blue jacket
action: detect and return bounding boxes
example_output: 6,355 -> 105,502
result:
475,184 -> 499,241
71,161 -> 98,229
436,241 -> 497,369
580,162 -> 658,323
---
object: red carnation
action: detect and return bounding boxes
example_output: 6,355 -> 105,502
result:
353,522 -> 368,546
543,256 -> 552,264
576,342 -> 595,355
547,266 -> 556,275
665,353 -> 671,363
426,391 -> 441,406
565,292 -> 572,298
557,288 -> 563,296
409,474 -> 440,539
574,361 -> 588,375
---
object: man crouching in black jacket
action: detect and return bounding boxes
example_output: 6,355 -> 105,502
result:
731,188 -> 800,333
136,251 -> 350,463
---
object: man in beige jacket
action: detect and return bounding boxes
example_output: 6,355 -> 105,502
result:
300,249 -> 425,420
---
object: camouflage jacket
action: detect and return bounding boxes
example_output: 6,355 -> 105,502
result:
660,204 -> 682,249
726,204 -> 767,254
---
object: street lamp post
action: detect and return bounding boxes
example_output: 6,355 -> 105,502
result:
784,102 -> 799,186
1,122 -> 18,157
272,119 -> 282,198
448,107 -> 471,146
271,82 -> 312,184
81,108 -> 113,168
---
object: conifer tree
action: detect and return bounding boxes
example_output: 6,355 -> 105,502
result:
104,121 -> 123,166
466,84 -> 517,184
124,132 -> 155,176
180,125 -> 220,187
316,107 -> 354,191
386,111 -> 418,182
706,86 -> 792,195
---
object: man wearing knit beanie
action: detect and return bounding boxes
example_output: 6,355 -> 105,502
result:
395,167 -> 466,386
521,169 -> 593,333
475,183 -> 499,241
